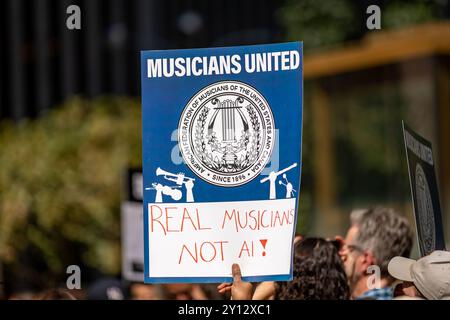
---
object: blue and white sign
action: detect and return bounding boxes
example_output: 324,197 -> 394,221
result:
141,42 -> 303,283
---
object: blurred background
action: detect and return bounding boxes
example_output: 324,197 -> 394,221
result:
0,0 -> 449,298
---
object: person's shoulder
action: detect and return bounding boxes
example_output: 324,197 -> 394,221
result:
393,295 -> 425,300
356,287 -> 393,300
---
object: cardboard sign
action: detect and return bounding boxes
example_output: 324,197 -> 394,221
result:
402,122 -> 446,256
121,169 -> 145,282
141,42 -> 303,283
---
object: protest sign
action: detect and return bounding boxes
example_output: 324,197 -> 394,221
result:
121,169 -> 144,282
403,122 -> 446,257
141,42 -> 303,283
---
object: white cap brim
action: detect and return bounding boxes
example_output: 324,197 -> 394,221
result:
388,256 -> 416,282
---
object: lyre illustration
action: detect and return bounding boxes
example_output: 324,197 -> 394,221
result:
206,97 -> 250,170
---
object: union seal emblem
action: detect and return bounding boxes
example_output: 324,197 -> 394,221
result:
415,163 -> 435,255
178,81 -> 275,187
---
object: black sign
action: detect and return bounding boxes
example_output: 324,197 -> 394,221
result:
125,168 -> 143,202
122,168 -> 144,282
402,122 -> 446,256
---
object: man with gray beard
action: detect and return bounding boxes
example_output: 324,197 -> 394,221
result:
338,207 -> 413,300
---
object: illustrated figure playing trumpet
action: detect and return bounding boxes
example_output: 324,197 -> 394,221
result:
145,167 -> 195,203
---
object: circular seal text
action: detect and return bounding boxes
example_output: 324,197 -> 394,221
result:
178,81 -> 275,187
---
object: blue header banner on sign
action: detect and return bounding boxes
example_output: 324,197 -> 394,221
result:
141,42 -> 303,283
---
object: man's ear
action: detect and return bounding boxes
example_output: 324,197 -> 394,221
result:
362,251 -> 376,272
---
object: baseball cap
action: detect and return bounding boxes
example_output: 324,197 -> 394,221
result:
388,250 -> 450,300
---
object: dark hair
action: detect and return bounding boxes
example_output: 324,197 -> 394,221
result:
36,288 -> 76,300
276,237 -> 350,300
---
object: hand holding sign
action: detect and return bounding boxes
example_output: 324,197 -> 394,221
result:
217,264 -> 253,300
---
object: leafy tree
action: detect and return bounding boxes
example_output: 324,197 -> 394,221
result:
384,0 -> 445,29
279,0 -> 356,50
280,0 -> 449,50
0,97 -> 141,288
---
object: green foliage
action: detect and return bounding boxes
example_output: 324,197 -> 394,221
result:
383,1 -> 436,29
0,97 -> 141,282
279,0 -> 355,50
330,80 -> 410,205
280,0 -> 447,50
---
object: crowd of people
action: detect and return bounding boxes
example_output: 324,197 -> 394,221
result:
3,207 -> 450,300
219,207 -> 450,300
